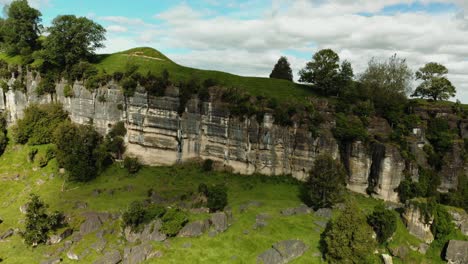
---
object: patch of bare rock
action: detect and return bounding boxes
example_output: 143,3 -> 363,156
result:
257,240 -> 308,264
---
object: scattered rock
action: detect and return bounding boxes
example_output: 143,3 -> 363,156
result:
389,245 -> 409,259
91,238 -> 107,252
314,208 -> 332,219
47,235 -> 62,245
280,208 -> 295,216
253,213 -> 269,229
240,201 -> 263,213
178,219 -> 210,237
208,230 -> 217,237
444,240 -> 468,264
314,220 -> 327,228
40,258 -> 62,264
66,251 -> 79,261
182,242 -> 192,248
448,209 -> 468,236
189,207 -> 210,214
272,240 -> 309,263
257,240 -> 308,264
124,219 -> 166,242
80,212 -> 111,235
59,168 -> 65,174
257,248 -> 283,264
418,243 -> 429,254
19,204 -> 28,214
93,249 -> 121,264
381,254 -> 393,264
210,212 -> 229,232
243,230 -> 249,235
281,204 -> 313,216
0,228 -> 13,240
74,201 -> 88,209
123,243 -> 154,264
125,185 -> 134,192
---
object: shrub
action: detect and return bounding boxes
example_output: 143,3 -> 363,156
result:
205,184 -> 228,212
63,84 -> 73,97
431,204 -> 455,243
202,159 -> 214,172
36,74 -> 56,96
333,113 -> 368,142
161,209 -> 188,237
109,121 -> 127,138
22,194 -> 64,246
124,156 -> 140,174
367,204 -> 397,244
12,79 -> 26,93
121,77 -> 137,97
36,154 -> 48,167
122,201 -> 146,231
0,80 -> 8,90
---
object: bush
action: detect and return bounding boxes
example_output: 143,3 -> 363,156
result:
367,204 -> 397,244
109,121 -> 126,138
122,201 -> 146,231
12,79 -> 27,93
124,156 -> 141,174
22,194 -> 64,246
13,104 -> 69,145
333,113 -> 368,143
204,184 -> 228,212
36,74 -> 56,96
202,159 -> 213,172
63,84 -> 73,97
431,204 -> 455,243
161,209 -> 188,237
121,77 -> 137,97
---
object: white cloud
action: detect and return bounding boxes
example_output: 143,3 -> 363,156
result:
106,25 -> 128,33
0,0 -> 50,9
100,16 -> 145,26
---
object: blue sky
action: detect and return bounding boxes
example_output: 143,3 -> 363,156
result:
2,0 -> 468,102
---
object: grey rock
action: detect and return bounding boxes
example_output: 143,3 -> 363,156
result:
210,212 -> 228,232
257,248 -> 283,264
91,238 -> 107,252
281,204 -> 312,216
0,228 -> 13,240
60,228 -> 73,240
124,219 -> 166,242
272,240 -> 308,263
402,204 -> 434,243
93,250 -> 121,264
20,204 -> 28,214
280,208 -> 295,216
254,213 -> 269,229
381,254 -> 393,264
123,243 -> 153,264
314,208 -> 332,219
80,214 -> 102,235
66,251 -> 79,261
240,201 -> 263,213
418,243 -> 429,254
445,240 -> 468,264
389,246 -> 409,259
40,258 -> 62,264
208,230 -> 217,237
314,220 -> 327,228
47,235 -> 62,245
178,219 -> 210,237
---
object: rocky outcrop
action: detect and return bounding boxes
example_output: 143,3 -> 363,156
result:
402,203 -> 434,243
445,240 -> 468,264
1,72 -> 467,202
257,240 -> 308,264
124,220 -> 166,242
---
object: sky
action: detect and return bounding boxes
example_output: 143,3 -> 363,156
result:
2,0 -> 468,102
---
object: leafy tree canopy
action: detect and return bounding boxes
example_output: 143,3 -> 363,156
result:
42,15 -> 105,70
306,154 -> 347,209
1,0 -> 42,56
412,62 -> 456,101
269,56 -> 293,81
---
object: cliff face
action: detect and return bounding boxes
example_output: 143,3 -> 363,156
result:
1,72 -> 466,202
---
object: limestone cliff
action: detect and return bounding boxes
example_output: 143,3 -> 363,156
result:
0,71 -> 466,203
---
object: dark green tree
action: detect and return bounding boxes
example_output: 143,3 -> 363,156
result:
322,200 -> 377,263
42,15 -> 105,69
306,154 -> 347,209
367,204 -> 397,244
299,49 -> 340,95
1,0 -> 42,55
412,62 -> 456,101
269,56 -> 293,81
53,122 -> 102,181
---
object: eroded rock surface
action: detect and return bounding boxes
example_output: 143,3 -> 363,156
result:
445,240 -> 468,264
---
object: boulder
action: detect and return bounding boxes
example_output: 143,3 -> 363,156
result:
381,254 -> 393,264
178,219 -> 210,237
253,213 -> 269,229
272,240 -> 308,263
124,219 -> 166,242
20,204 -> 28,214
66,251 -> 79,261
314,208 -> 332,219
445,240 -> 468,264
281,204 -> 312,216
73,201 -> 88,209
402,204 -> 434,243
0,228 -> 13,240
47,235 -> 62,245
418,243 -> 429,254
389,245 -> 409,259
240,201 -> 263,213
257,240 -> 308,264
91,238 -> 107,252
93,249 -> 121,264
280,208 -> 295,216
123,243 -> 154,264
210,212 -> 228,232
257,248 -> 282,264
80,212 -> 111,236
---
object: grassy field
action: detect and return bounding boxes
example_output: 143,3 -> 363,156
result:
0,139 -> 459,264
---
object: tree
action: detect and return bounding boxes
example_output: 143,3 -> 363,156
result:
269,56 -> 293,81
306,154 -> 347,209
412,62 -> 456,101
321,200 -> 377,263
1,0 -> 42,55
42,15 -> 105,69
53,122 -> 103,181
299,49 -> 341,95
359,54 -> 413,125
368,204 -> 397,244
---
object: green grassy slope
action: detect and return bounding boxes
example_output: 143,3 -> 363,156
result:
0,139 -> 456,264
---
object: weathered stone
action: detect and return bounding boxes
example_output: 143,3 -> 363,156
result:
240,201 -> 263,213
210,212 -> 228,232
281,204 -> 312,216
280,208 -> 295,216
93,250 -> 121,264
381,254 -> 393,264
91,238 -> 107,252
74,201 -> 88,209
418,243 -> 429,254
124,219 -> 166,242
257,249 -> 283,264
402,204 -> 434,243
389,245 -> 409,259
272,240 -> 308,263
123,243 -> 153,264
178,219 -> 210,237
80,214 -> 102,235
20,204 -> 28,214
445,240 -> 468,264
0,228 -> 13,240
66,251 -> 79,261
40,258 -> 62,264
314,208 -> 332,219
